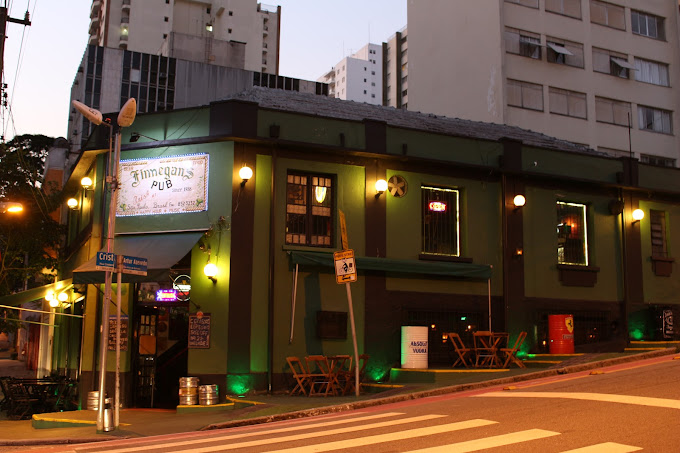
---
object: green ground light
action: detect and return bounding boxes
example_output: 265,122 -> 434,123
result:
226,374 -> 255,395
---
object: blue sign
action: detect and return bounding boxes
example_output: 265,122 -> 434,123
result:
121,255 -> 148,276
95,251 -> 116,271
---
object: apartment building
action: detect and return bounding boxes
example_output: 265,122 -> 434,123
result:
407,0 -> 680,166
383,26 -> 408,109
88,0 -> 280,74
317,44 -> 383,104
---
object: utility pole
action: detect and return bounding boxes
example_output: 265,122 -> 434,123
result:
0,2 -> 31,105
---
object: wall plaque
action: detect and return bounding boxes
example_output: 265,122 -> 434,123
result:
188,312 -> 211,349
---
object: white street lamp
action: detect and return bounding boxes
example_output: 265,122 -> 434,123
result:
71,98 -> 136,432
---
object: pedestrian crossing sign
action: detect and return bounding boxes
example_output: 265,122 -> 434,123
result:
334,249 -> 357,284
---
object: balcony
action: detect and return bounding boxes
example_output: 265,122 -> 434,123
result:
90,0 -> 101,18
89,17 -> 100,35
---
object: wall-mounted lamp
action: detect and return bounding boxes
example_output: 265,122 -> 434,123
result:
46,291 -> 70,308
67,198 -> 79,210
515,247 -> 524,257
80,177 -> 93,190
203,245 -> 218,283
239,165 -> 253,186
129,132 -> 159,143
632,208 -> 645,223
513,194 -> 526,208
375,179 -> 388,198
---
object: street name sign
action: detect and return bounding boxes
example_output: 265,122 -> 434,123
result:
95,251 -> 116,271
121,255 -> 148,276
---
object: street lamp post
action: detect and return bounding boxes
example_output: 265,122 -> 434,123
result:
72,98 -> 136,432
0,201 -> 23,213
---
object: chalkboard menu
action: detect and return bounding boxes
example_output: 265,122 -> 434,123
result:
188,313 -> 211,348
108,315 -> 129,351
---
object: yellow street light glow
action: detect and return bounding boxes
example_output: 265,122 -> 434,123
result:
67,198 -> 79,210
513,194 -> 526,207
81,177 -> 93,189
632,209 -> 645,222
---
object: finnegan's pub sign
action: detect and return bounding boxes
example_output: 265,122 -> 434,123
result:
116,153 -> 209,217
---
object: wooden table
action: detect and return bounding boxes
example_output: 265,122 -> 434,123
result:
473,331 -> 509,368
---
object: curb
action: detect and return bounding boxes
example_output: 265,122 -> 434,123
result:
201,348 -> 677,431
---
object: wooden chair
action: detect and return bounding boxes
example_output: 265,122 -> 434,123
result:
500,331 -> 527,368
305,355 -> 335,396
286,357 -> 311,396
447,333 -> 471,368
339,354 -> 369,395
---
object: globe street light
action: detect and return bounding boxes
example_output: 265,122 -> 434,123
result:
0,201 -> 23,214
71,98 -> 136,432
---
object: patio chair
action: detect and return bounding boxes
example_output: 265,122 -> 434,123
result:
339,354 -> 369,395
500,331 -> 527,368
305,355 -> 335,396
447,333 -> 472,368
286,357 -> 311,396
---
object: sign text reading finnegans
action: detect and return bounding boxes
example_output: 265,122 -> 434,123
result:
116,154 -> 209,217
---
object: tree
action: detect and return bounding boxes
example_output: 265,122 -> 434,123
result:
0,134 -> 64,307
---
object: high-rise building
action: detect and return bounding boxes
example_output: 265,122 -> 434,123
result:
407,0 -> 680,166
317,44 -> 383,105
88,0 -> 280,74
383,26 -> 408,109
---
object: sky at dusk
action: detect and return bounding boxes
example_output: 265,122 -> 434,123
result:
1,0 -> 406,141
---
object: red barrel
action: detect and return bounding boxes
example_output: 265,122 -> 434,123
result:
549,314 -> 574,354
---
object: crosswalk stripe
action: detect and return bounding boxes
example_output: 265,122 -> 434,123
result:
405,429 -> 561,452
91,414 -> 445,453
264,419 -> 499,453
477,391 -> 680,409
560,442 -> 643,452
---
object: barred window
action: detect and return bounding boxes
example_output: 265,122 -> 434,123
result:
422,186 -> 460,256
286,172 -> 334,247
650,210 -> 667,258
557,201 -> 589,266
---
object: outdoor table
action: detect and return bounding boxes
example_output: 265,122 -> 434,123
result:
473,331 -> 508,368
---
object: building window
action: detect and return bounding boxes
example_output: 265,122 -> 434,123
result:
285,173 -> 333,247
641,154 -> 676,168
505,27 -> 541,59
590,0 -> 625,30
557,201 -> 588,266
422,186 -> 460,256
549,87 -> 586,119
631,10 -> 665,40
164,17 -> 169,22
507,79 -> 543,111
592,47 -> 632,78
638,106 -> 672,134
546,0 -> 581,19
595,97 -> 631,127
546,38 -> 584,68
505,0 -> 538,9
634,58 -> 670,87
650,210 -> 668,258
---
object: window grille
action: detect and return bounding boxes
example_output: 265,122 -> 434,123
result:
286,173 -> 333,247
422,186 -> 460,256
557,201 -> 588,265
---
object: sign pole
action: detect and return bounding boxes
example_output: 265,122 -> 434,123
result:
115,257 -> 122,428
345,282 -> 360,396
336,210 -> 359,395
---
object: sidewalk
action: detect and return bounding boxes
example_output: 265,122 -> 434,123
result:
0,348 -> 678,447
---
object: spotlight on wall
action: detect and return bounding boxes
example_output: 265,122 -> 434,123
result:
513,194 -> 526,208
67,198 -> 79,210
375,179 -> 388,198
239,165 -> 253,186
632,208 -> 645,223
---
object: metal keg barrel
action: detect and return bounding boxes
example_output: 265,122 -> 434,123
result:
198,384 -> 219,406
179,377 -> 199,405
87,391 -> 107,411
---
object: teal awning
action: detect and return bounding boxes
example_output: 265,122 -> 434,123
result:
0,279 -> 73,307
73,232 -> 204,284
287,250 -> 492,280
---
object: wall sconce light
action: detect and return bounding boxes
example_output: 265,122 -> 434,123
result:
375,179 -> 388,198
239,165 -> 253,186
67,198 -> 79,210
513,194 -> 526,208
632,208 -> 645,223
515,247 -> 524,257
80,177 -> 93,190
203,245 -> 218,283
46,291 -> 56,307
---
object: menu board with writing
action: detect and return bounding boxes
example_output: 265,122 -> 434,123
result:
188,313 -> 211,349
108,315 -> 129,351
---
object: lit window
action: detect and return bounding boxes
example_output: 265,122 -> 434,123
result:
631,10 -> 665,40
650,210 -> 668,257
557,201 -> 588,266
422,186 -> 460,256
638,106 -> 672,134
286,173 -> 333,247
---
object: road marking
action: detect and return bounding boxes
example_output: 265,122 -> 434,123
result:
404,429 -> 560,452
264,419 -> 499,453
560,442 -> 642,452
89,414 -> 445,453
477,391 -> 680,409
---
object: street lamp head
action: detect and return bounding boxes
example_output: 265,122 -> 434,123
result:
117,98 -> 137,127
0,201 -> 23,213
72,100 -> 103,126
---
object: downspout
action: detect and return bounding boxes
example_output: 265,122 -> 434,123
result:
267,147 -> 277,393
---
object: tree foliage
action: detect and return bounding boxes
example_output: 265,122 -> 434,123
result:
0,134 -> 64,303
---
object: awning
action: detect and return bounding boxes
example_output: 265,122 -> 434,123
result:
547,42 -> 573,56
0,279 -> 73,307
287,250 -> 492,280
73,232 -> 204,284
610,57 -> 636,70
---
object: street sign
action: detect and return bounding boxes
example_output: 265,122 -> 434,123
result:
339,210 -> 349,250
95,251 -> 116,271
120,255 -> 148,276
334,249 -> 357,284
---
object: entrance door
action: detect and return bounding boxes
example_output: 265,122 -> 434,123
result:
133,306 -> 189,408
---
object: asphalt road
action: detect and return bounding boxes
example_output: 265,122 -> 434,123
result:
22,354 -> 680,452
